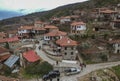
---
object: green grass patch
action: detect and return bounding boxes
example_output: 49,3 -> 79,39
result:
112,65 -> 120,79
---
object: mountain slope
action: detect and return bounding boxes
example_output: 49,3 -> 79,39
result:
0,0 -> 120,31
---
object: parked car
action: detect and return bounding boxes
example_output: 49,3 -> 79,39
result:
42,74 -> 50,81
42,70 -> 60,81
49,70 -> 60,78
64,67 -> 81,75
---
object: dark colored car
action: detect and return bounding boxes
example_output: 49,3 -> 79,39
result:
42,74 -> 50,81
42,70 -> 60,81
49,70 -> 60,78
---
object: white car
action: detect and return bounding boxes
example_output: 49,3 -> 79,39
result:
64,67 -> 81,75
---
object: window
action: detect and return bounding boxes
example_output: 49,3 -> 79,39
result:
71,52 -> 73,55
64,52 -> 67,55
65,47 -> 67,50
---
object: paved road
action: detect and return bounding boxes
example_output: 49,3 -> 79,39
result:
35,42 -> 120,81
60,61 -> 120,81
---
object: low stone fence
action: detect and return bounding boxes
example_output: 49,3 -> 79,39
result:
42,47 -> 62,61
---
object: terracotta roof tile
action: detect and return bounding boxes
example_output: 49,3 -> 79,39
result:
56,37 -> 78,46
0,47 -> 9,54
6,36 -> 19,42
45,30 -> 67,36
0,38 -> 6,43
0,54 -> 11,62
100,9 -> 117,14
33,27 -> 46,30
35,21 -> 43,24
23,50 -> 40,62
0,37 -> 19,43
71,21 -> 85,26
18,26 -> 34,30
44,25 -> 58,29
61,16 -> 71,19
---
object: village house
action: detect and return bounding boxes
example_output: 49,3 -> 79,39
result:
18,26 -> 34,38
0,32 -> 7,39
60,16 -> 71,24
111,20 -> 120,29
44,25 -> 59,33
109,39 -> 120,54
0,46 -> 11,63
7,30 -> 18,38
50,17 -> 60,24
34,21 -> 45,28
55,37 -> 78,60
73,10 -> 86,16
44,30 -> 67,44
70,21 -> 86,34
0,36 -> 20,50
0,38 -> 6,47
22,50 -> 40,67
33,27 -> 46,35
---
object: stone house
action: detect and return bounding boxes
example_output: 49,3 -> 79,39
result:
18,26 -> 34,38
60,16 -> 71,24
0,32 -> 7,39
7,30 -> 18,38
44,30 -> 67,44
0,46 -> 11,63
44,25 -> 59,33
70,21 -> 86,34
109,39 -> 120,54
55,37 -> 78,60
50,17 -> 60,24
34,21 -> 45,28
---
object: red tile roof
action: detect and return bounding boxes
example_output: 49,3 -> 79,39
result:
0,38 -> 6,43
0,37 -> 19,43
44,25 -> 58,29
45,30 -> 67,37
6,36 -> 19,42
18,26 -> 34,30
23,50 -> 40,62
0,47 -> 9,54
35,21 -> 43,24
61,16 -> 71,19
100,9 -> 117,14
71,21 -> 85,26
56,37 -> 78,46
0,54 -> 11,62
33,27 -> 46,30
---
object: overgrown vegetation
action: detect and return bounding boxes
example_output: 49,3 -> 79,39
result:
23,61 -> 53,79
112,65 -> 120,80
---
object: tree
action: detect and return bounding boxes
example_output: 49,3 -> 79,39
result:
24,61 -> 53,79
5,42 -> 10,49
